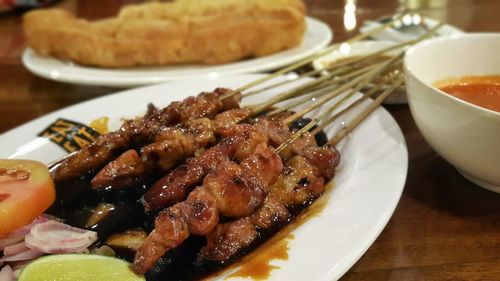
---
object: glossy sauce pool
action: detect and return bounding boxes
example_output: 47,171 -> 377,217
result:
435,75 -> 500,112
218,182 -> 334,280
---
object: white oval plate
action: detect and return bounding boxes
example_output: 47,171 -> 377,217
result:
22,17 -> 332,88
0,74 -> 407,281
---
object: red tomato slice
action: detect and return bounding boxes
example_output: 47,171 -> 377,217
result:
0,159 -> 55,236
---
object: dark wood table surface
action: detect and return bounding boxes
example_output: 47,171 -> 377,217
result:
1,0 -> 499,280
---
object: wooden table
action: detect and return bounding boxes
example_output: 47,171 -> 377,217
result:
1,0 -> 499,280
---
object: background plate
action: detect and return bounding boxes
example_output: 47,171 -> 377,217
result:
22,17 -> 332,88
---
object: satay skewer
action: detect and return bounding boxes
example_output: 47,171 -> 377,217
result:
138,63 -> 400,213
91,64 -> 386,190
196,80 -> 410,267
133,72 -> 401,272
196,77 -> 405,268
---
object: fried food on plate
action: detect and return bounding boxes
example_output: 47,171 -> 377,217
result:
23,0 -> 306,68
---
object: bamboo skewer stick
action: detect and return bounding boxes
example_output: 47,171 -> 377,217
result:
274,63 -> 396,153
242,43 -> 394,98
265,62 -> 383,116
243,65 -> 346,98
273,73 -> 387,153
307,57 -> 403,121
249,58 -> 387,117
242,62 -> 378,116
245,54 -> 399,113
236,21 -> 441,106
249,78 -> 328,115
282,52 -> 405,125
265,84 -> 336,116
250,61 -> 380,116
329,75 -> 405,146
310,82 -> 386,135
220,13 -> 406,100
275,74 -> 404,154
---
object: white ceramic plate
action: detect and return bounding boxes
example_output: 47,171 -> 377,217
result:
22,17 -> 332,88
0,74 -> 407,281
312,40 -> 407,104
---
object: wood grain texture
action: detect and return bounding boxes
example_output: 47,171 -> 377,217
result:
0,0 -> 499,280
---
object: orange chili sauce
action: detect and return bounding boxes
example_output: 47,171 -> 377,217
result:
435,75 -> 500,113
229,234 -> 294,280
216,182 -> 335,280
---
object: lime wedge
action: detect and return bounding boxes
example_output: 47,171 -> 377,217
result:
18,254 -> 145,281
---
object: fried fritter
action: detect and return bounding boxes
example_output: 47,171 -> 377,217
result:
23,0 -> 306,67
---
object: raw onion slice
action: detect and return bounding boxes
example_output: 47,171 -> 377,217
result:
2,242 -> 29,257
25,221 -> 97,254
0,235 -> 24,252
0,249 -> 43,263
0,215 -> 50,250
0,265 -> 15,281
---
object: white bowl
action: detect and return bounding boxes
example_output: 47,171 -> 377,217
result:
404,33 -> 500,193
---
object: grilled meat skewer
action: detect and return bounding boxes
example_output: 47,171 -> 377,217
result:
200,193 -> 289,263
141,123 -> 270,211
140,117 -> 336,212
133,142 -> 283,274
91,108 -> 251,189
138,118 -> 289,211
133,119 -> 339,275
198,119 -> 340,263
53,88 -> 241,183
199,151 -> 339,263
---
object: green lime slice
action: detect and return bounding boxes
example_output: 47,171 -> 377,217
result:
18,254 -> 145,281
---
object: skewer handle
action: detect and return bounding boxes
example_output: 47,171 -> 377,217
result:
329,76 -> 405,146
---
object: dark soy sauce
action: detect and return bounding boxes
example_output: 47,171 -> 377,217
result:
47,162 -> 154,240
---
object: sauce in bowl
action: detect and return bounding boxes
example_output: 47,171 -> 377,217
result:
435,75 -> 500,112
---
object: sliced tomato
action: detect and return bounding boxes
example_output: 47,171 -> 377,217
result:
0,159 -> 55,236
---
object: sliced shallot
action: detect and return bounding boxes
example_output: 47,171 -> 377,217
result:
0,236 -> 23,252
0,265 -> 15,281
2,242 -> 29,257
0,248 -> 43,263
25,221 -> 97,254
0,215 -> 50,250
